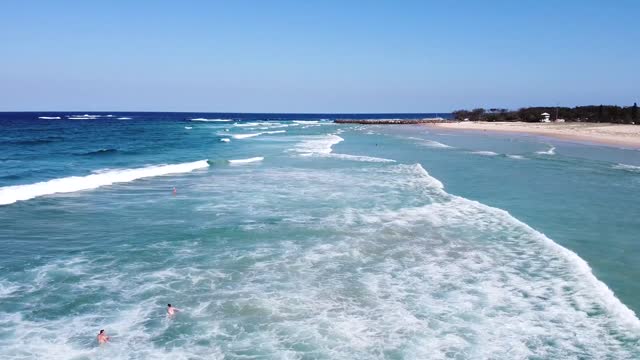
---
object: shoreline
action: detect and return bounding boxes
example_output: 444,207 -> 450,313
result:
425,122 -> 640,149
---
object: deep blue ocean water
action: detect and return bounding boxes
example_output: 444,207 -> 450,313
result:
1,112 -> 639,359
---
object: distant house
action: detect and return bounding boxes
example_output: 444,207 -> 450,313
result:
540,112 -> 551,122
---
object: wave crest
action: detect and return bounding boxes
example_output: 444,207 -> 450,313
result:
0,160 -> 209,205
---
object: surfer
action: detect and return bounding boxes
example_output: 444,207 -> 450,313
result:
97,329 -> 110,344
172,187 -> 177,195
167,303 -> 179,316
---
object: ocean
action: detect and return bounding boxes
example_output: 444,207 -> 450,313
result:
1,112 -> 639,359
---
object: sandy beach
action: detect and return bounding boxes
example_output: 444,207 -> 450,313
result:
428,122 -> 640,149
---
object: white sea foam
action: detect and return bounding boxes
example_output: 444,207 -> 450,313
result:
232,133 -> 263,139
67,114 -> 101,120
329,154 -> 396,163
233,122 -> 279,127
293,120 -> 320,124
1,163 -> 639,358
422,140 -> 453,148
37,116 -> 61,120
220,138 -> 231,143
0,160 -> 209,205
291,134 -> 344,155
228,157 -> 264,165
613,163 -> 640,172
471,150 -> 499,156
191,118 -> 232,122
290,134 -> 395,163
507,154 -> 527,160
257,124 -> 289,130
536,145 -> 556,155
229,130 -> 286,140
184,126 -> 193,130
117,117 -> 132,120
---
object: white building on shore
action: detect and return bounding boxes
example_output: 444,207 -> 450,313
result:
540,112 -> 551,122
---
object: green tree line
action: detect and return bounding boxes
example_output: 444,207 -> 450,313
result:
452,103 -> 639,124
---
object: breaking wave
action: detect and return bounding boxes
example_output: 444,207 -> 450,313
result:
471,150 -> 499,156
422,140 -> 453,148
0,160 -> 209,206
228,157 -> 264,165
536,146 -> 556,155
613,163 -> 640,173
290,134 -> 395,163
190,118 -> 232,122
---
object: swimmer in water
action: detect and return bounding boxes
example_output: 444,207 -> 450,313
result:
167,303 -> 180,316
97,329 -> 110,344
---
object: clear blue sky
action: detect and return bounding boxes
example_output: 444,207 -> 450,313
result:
1,0 -> 638,112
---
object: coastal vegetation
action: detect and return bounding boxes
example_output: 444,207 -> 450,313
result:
452,103 -> 639,124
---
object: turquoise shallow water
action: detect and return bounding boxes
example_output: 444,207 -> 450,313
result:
1,114 -> 639,359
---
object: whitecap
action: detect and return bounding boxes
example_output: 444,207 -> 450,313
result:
293,120 -> 320,124
507,155 -> 527,160
37,116 -> 61,120
228,157 -> 264,165
471,151 -> 499,156
232,133 -> 263,139
0,160 -> 209,205
67,114 -> 100,120
184,126 -> 193,130
613,163 -> 640,172
291,134 -> 344,155
329,154 -> 396,163
191,118 -> 232,122
536,146 -> 556,155
422,140 -> 453,148
289,134 -> 394,163
220,138 -> 231,143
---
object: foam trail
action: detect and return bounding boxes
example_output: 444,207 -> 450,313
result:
291,134 -> 395,162
292,134 -> 344,155
422,140 -> 453,148
67,114 -> 100,120
37,116 -> 61,120
0,160 -> 209,205
405,164 -> 640,329
536,145 -> 556,155
264,130 -> 286,134
232,133 -> 263,139
329,154 -> 396,163
293,120 -> 320,124
191,118 -> 232,122
471,150 -> 499,156
234,122 -> 279,127
613,163 -> 640,172
228,157 -> 264,165
507,155 -> 527,160
117,117 -> 132,120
